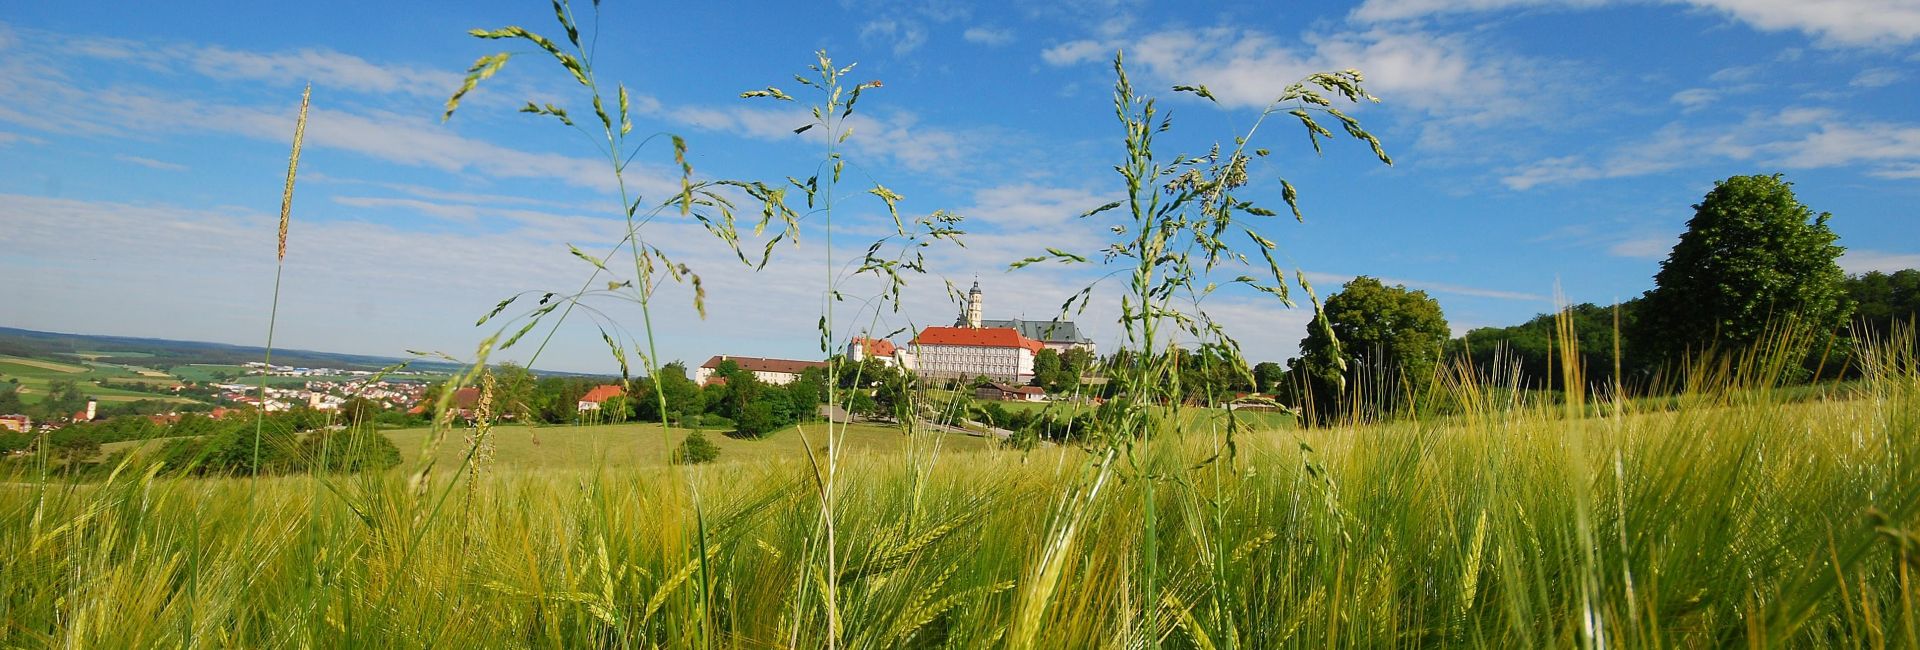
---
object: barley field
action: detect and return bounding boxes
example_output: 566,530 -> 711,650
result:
3,357 -> 1915,648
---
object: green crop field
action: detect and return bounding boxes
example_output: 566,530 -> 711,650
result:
60,350 -> 157,360
170,364 -> 249,383
389,420 -> 997,470
8,370 -> 1918,647
1,354 -> 198,406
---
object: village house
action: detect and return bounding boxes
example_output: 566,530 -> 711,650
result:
576,384 -> 626,413
847,336 -> 915,370
0,414 -> 29,433
695,356 -> 829,386
976,382 -> 1047,402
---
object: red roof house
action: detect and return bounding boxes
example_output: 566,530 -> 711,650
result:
577,384 -> 626,412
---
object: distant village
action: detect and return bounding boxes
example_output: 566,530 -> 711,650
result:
2,282 -> 1096,435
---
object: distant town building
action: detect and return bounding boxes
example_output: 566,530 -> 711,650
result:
577,384 -> 626,412
696,356 -> 829,386
976,382 -> 1046,402
0,415 -> 29,433
70,399 -> 97,423
848,336 -> 914,370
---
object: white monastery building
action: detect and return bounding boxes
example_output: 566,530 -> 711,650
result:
898,281 -> 1081,384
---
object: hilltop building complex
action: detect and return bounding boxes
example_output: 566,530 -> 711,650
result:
851,281 -> 1097,385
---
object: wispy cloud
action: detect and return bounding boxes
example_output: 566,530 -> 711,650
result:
1502,108 -> 1920,189
1842,249 -> 1920,274
963,26 -> 1015,46
113,154 -> 188,172
1040,23 -> 1592,154
1607,235 -> 1673,259
861,19 -> 929,55
0,130 -> 42,147
664,103 -> 976,172
51,32 -> 464,98
1350,0 -> 1920,47
1851,67 -> 1903,88
1303,271 -> 1551,302
0,44 -> 673,195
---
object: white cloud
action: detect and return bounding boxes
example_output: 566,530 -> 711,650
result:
1351,0 -> 1610,22
113,154 -> 189,172
1671,88 -> 1719,111
1851,67 -> 1903,88
0,28 -> 678,196
50,31 -> 463,98
1503,108 -> 1920,189
665,103 -> 974,172
1841,249 -> 1920,274
0,131 -> 43,147
963,26 -> 1015,46
1869,162 -> 1920,179
1607,235 -> 1673,259
1302,271 -> 1551,302
1351,0 -> 1920,47
1041,40 -> 1113,66
1041,24 -> 1582,148
861,19 -> 929,55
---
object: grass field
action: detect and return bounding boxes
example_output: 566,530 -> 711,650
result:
1,355 -> 198,405
973,396 -> 1298,432
98,420 -> 1001,471
0,356 -> 86,373
63,350 -> 156,359
170,364 -> 252,383
6,363 -> 1914,647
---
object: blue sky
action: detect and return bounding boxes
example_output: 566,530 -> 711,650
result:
1,0 -> 1915,374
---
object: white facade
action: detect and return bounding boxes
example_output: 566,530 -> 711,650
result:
913,343 -> 1035,383
693,365 -> 805,386
694,355 -> 826,386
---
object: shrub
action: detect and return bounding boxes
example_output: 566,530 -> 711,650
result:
672,430 -> 719,465
298,430 -> 402,473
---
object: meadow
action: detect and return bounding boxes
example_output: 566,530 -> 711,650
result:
1,356 -> 1914,647
98,421 -> 1000,472
0,355 -> 196,405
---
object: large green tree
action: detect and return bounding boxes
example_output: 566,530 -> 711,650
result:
1633,174 -> 1850,367
1287,276 -> 1450,420
1252,362 -> 1286,394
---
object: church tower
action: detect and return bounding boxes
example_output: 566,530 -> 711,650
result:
965,280 -> 983,329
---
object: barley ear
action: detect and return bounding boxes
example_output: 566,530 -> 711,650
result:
278,83 -> 311,262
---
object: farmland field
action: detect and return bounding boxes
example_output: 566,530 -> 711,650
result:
0,354 -> 198,405
102,420 -> 1000,471
8,368 -> 1917,647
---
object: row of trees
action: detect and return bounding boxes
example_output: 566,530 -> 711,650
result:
478,360 -> 837,438
1267,174 -> 1914,422
1009,175 -> 1903,424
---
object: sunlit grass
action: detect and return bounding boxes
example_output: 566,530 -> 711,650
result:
5,356 -> 1915,646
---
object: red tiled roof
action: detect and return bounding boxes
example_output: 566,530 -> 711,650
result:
700,356 -> 829,375
913,326 -> 1044,354
580,384 -> 625,403
451,387 -> 482,408
854,337 -> 898,357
